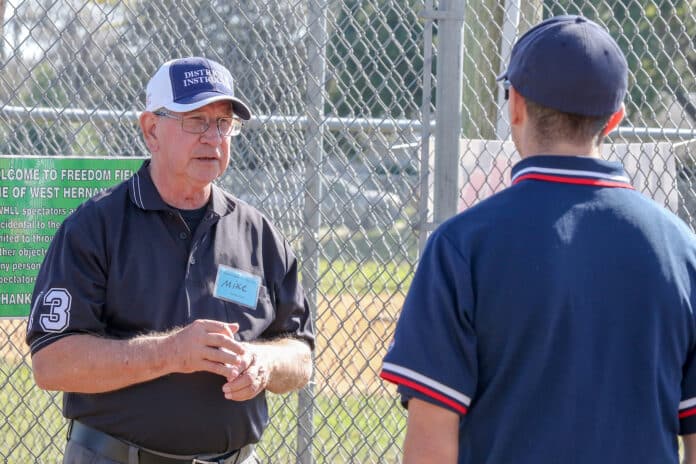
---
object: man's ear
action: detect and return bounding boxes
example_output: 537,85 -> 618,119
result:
508,86 -> 526,126
601,104 -> 625,137
139,112 -> 160,153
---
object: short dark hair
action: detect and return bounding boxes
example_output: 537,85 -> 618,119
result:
525,98 -> 613,147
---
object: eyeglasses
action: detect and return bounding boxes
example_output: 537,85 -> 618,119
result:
153,110 -> 243,137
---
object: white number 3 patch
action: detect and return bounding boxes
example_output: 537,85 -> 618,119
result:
38,288 -> 72,333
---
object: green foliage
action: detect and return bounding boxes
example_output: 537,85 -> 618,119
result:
21,63 -> 71,108
327,0 -> 431,119
0,62 -> 71,155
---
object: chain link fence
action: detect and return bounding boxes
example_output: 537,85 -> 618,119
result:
0,0 -> 694,462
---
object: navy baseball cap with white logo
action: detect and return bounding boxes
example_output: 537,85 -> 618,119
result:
145,57 -> 252,120
497,15 -> 628,117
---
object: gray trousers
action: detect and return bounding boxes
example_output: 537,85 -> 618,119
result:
62,440 -> 260,464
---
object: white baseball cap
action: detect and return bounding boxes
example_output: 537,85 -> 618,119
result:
145,57 -> 252,120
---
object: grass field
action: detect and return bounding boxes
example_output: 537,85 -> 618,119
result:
318,258 -> 413,296
1,361 -> 65,462
258,393 -> 404,463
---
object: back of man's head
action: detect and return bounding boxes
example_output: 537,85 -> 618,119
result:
498,15 -> 628,144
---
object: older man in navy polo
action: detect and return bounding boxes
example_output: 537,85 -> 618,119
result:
27,57 -> 314,464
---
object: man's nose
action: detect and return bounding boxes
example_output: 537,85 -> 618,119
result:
200,123 -> 224,143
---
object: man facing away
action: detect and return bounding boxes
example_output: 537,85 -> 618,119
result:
27,57 -> 314,464
381,15 -> 696,464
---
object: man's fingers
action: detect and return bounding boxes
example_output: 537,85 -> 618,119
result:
202,360 -> 237,379
222,376 -> 255,400
223,376 -> 251,393
171,320 -> 245,377
204,346 -> 239,365
200,331 -> 246,358
223,391 -> 253,401
194,319 -> 240,336
221,353 -> 267,400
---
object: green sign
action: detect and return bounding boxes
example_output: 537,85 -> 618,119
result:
0,156 -> 145,318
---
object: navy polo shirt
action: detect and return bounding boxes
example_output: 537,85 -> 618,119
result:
382,155 -> 696,463
26,160 -> 314,455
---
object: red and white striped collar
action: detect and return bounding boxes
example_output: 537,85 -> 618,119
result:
511,155 -> 634,189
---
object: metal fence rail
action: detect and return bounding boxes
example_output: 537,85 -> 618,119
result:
0,0 -> 694,462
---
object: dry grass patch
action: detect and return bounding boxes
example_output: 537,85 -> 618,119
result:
313,292 -> 403,395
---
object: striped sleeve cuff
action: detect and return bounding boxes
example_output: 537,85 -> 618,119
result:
380,362 -> 470,415
680,398 -> 696,419
679,397 -> 696,434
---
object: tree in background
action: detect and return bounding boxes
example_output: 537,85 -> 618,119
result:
461,0 -> 542,139
1,61 -> 71,155
0,0 -> 135,155
327,0 -> 427,119
2,0 -> 692,157
0,0 -> 309,160
324,0 -> 429,175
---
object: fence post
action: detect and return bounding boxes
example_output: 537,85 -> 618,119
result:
298,0 -> 327,462
433,0 -> 465,224
495,0 -> 520,140
418,0 -> 435,253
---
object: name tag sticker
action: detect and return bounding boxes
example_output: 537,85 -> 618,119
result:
213,265 -> 261,309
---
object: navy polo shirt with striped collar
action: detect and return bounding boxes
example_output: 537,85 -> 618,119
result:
382,155 -> 696,463
27,160 -> 314,455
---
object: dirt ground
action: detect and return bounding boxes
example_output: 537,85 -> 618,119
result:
313,292 -> 403,395
1,293 -> 404,395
